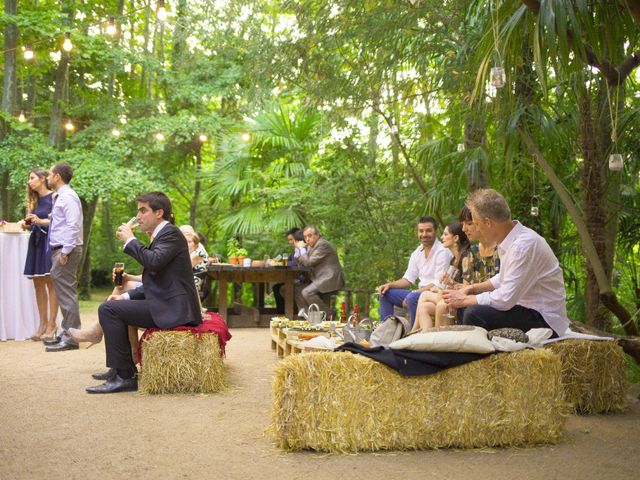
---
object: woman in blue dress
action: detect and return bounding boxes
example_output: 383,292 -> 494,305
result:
22,168 -> 59,341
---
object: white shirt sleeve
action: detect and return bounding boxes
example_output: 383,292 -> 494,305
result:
476,244 -> 537,310
402,250 -> 419,284
433,248 -> 453,279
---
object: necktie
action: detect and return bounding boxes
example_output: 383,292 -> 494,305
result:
46,193 -> 58,254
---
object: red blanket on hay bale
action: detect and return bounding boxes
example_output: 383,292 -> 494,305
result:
136,311 -> 232,364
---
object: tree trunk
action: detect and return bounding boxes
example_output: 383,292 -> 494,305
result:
48,6 -> 74,148
107,0 -> 126,97
78,197 -> 98,299
368,93 -> 379,167
190,143 -> 203,227
518,126 -> 638,337
2,0 -> 17,116
463,116 -> 488,190
0,0 -> 18,219
578,86 -> 612,330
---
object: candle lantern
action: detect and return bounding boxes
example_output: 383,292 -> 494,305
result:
490,66 -> 506,88
608,153 -> 623,171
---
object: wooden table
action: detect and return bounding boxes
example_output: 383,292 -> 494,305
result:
206,265 -> 307,327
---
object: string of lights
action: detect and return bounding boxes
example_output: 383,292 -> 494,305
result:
4,1 -> 185,142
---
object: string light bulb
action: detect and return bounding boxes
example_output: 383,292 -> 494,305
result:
23,46 -> 34,61
199,134 -> 207,142
155,132 -> 165,141
157,0 -> 168,22
106,17 -> 117,36
64,120 -> 75,131
111,127 -> 120,137
62,32 -> 73,52
241,132 -> 250,141
18,112 -> 27,123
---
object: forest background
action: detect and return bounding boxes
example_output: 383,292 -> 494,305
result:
0,0 -> 638,343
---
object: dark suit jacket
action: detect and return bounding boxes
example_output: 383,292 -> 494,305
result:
124,223 -> 202,328
297,237 -> 345,293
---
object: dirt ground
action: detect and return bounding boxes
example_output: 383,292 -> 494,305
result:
1,310 -> 639,480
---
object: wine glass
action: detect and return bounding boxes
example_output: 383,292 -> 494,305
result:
442,266 -> 459,320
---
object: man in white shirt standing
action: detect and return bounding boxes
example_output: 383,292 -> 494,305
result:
377,216 -> 452,328
44,163 -> 84,352
443,189 -> 569,337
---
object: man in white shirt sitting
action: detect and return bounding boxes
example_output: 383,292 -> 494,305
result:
377,216 -> 452,328
443,189 -> 569,337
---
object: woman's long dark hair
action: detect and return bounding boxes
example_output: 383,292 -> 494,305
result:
447,220 -> 470,268
26,168 -> 50,212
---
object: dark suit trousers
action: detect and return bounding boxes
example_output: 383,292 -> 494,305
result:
98,300 -> 158,370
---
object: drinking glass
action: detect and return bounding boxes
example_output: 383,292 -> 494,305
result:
126,216 -> 139,228
114,262 -> 125,287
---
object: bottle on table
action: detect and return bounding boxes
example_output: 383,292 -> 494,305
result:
339,302 -> 348,324
352,304 -> 360,326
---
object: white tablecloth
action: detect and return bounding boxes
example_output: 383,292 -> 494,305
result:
0,232 -> 39,341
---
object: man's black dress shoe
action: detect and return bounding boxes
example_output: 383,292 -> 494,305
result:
45,340 -> 79,352
86,375 -> 138,394
92,368 -> 117,381
43,336 -> 62,346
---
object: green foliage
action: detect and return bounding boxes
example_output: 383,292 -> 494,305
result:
0,0 -> 637,333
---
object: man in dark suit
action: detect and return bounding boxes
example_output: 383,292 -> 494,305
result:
86,192 -> 202,394
294,225 -> 345,313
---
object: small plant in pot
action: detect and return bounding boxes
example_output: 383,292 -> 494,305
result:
226,238 -> 241,265
236,247 -> 248,265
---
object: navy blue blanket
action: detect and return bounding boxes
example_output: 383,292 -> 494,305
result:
335,343 -> 491,376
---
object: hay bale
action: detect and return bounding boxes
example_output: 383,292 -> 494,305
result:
546,340 -> 628,414
270,349 -> 568,453
140,331 -> 225,394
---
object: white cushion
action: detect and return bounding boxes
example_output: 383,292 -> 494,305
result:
389,326 -> 495,354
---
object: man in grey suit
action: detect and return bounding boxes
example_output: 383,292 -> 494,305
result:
294,225 -> 345,313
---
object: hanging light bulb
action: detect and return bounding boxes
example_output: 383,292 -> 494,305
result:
157,0 -> 168,22
199,134 -> 207,142
457,143 -> 465,152
64,119 -> 75,131
111,127 -> 120,137
241,132 -> 250,141
106,17 -> 117,36
490,66 -> 506,88
62,32 -> 73,52
18,111 -> 27,123
608,153 -> 623,171
23,45 -> 34,61
155,132 -> 165,141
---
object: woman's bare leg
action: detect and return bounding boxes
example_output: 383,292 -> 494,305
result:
435,299 -> 454,326
32,277 -> 48,337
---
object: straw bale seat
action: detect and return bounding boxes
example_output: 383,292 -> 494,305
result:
271,349 -> 569,453
545,340 -> 628,413
137,313 -> 231,394
139,330 -> 225,394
